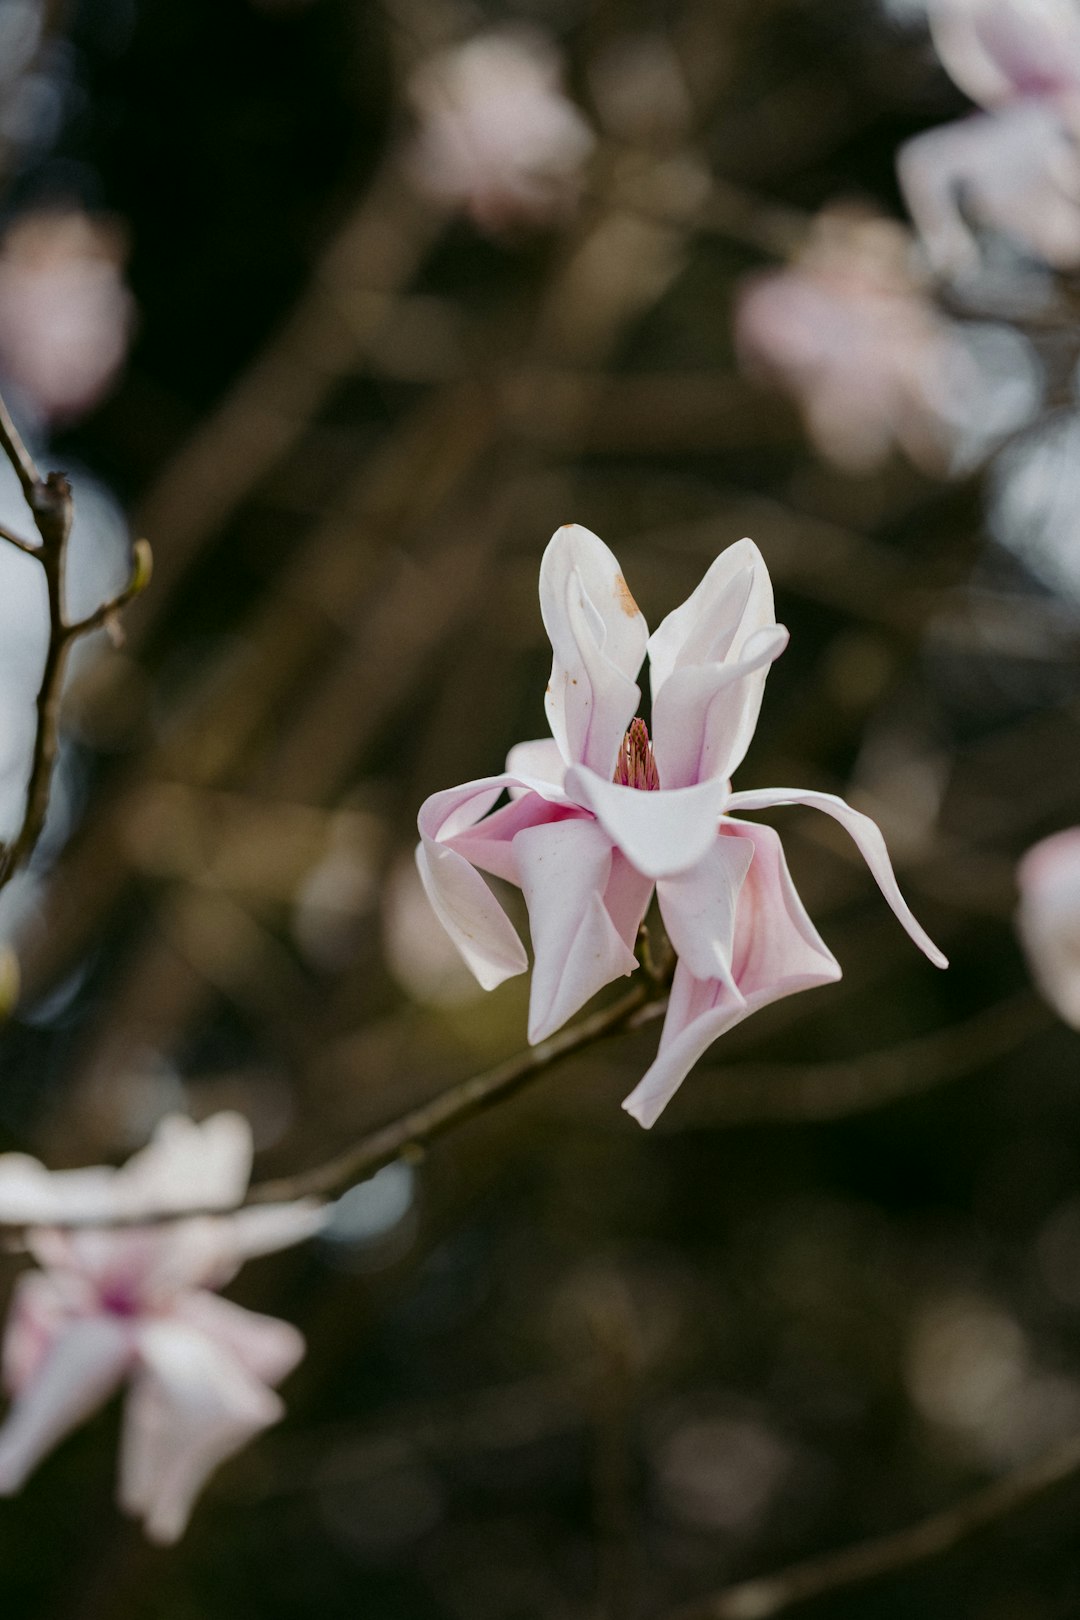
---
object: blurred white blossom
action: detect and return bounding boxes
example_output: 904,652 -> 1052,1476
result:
735,209 -> 1038,473
900,0 -> 1080,271
0,209 -> 134,424
407,29 -> 595,234
1016,827 -> 1080,1027
0,1113 -> 325,1542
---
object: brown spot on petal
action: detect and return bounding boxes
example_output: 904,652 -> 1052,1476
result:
614,574 -> 639,617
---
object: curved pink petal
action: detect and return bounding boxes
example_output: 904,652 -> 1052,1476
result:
566,765 -> 728,879
123,1319 -> 289,1545
417,771 -> 573,990
515,818 -> 642,1043
655,829 -> 755,985
539,523 -> 648,777
0,1315 -> 131,1493
726,786 -> 948,969
171,1292 -> 306,1386
651,625 -> 788,790
623,821 -> 841,1127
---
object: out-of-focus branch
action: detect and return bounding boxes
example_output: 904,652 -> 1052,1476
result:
0,974 -> 669,1233
665,1428 -> 1080,1620
0,391 -> 152,893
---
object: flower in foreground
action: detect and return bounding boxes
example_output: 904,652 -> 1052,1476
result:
417,525 -> 947,1127
899,0 -> 1080,273
0,1112 -> 325,1543
1016,828 -> 1080,1028
406,29 -> 595,234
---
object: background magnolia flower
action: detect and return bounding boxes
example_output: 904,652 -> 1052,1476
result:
417,525 -> 946,1127
899,0 -> 1080,271
0,1112 -> 325,1543
1016,829 -> 1080,1028
406,29 -> 595,234
0,209 -> 134,424
734,209 -> 1022,473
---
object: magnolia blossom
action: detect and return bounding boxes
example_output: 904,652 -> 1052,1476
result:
406,29 -> 595,233
417,525 -> 946,1127
0,1113 -> 325,1543
1016,828 -> 1080,1027
899,0 -> 1080,271
0,210 -> 134,423
735,210 -> 986,473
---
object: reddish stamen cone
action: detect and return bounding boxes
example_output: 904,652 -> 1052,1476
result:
613,718 -> 660,790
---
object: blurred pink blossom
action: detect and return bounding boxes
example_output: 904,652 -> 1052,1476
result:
0,1113 -> 324,1543
899,0 -> 1080,270
406,29 -> 595,234
417,525 -> 945,1127
734,210 -> 978,472
0,209 -> 134,423
1017,828 -> 1080,1028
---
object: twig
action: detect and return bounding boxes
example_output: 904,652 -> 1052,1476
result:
0,392 -> 153,893
0,976 -> 668,1232
665,1430 -> 1080,1620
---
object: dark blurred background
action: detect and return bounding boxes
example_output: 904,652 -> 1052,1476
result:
1,0 -> 1080,1616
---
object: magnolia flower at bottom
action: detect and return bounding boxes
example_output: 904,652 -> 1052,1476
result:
417,525 -> 946,1128
0,1113 -> 325,1543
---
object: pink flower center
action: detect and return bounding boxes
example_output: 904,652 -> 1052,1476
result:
99,1281 -> 141,1318
613,718 -> 660,791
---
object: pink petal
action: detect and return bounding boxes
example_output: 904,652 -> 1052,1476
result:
651,625 -> 788,790
417,772 -> 571,991
171,1292 -> 306,1386
725,786 -> 948,969
123,1319 -> 291,1544
515,818 -> 642,1043
655,829 -> 755,985
622,821 -> 841,1126
928,0 -> 1080,106
566,765 -> 728,879
539,524 -> 648,777
505,737 -> 567,792
647,538 -> 776,696
0,1315 -> 131,1493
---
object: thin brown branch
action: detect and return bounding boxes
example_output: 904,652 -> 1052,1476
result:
0,521 -> 39,556
666,1430 -> 1080,1620
247,977 -> 667,1205
0,976 -> 668,1235
0,389 -> 153,894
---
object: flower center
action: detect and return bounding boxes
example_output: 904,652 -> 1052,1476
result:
613,718 -> 660,791
100,1281 -> 141,1318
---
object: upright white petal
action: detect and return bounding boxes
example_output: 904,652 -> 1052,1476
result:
539,524 -> 648,778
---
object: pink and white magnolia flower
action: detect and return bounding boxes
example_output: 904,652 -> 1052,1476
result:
899,0 -> 1080,272
406,29 -> 595,234
0,1113 -> 325,1543
417,525 -> 947,1127
1016,827 -> 1080,1028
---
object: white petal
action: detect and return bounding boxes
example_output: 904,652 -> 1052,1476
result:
515,818 -> 641,1043
566,766 -> 728,879
656,831 -> 754,985
123,1319 -> 291,1544
0,1315 -> 130,1493
505,737 -> 567,793
651,625 -> 788,789
539,523 -> 647,777
725,786 -> 948,969
647,537 -> 775,696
